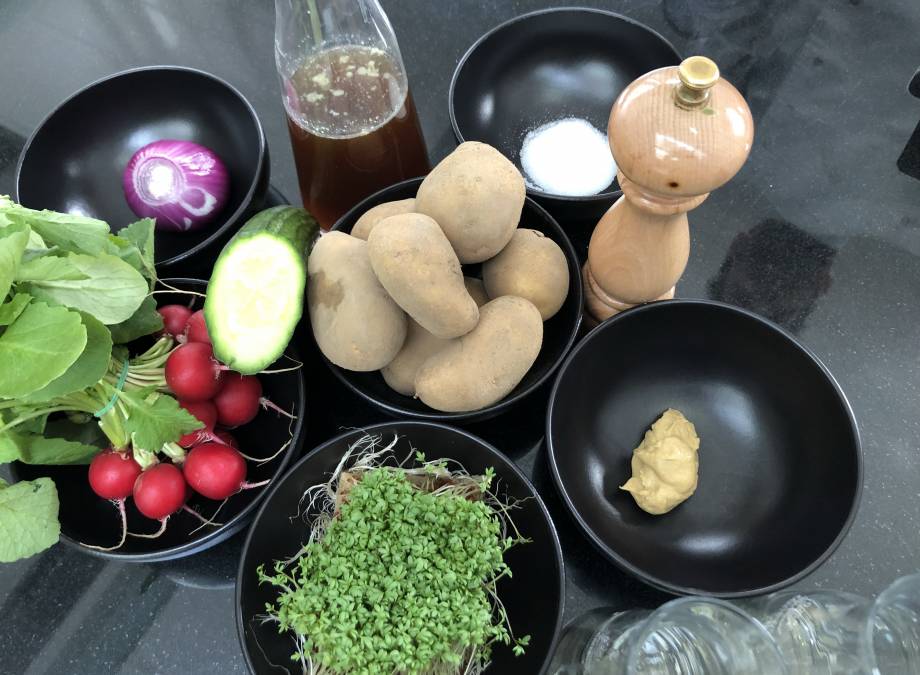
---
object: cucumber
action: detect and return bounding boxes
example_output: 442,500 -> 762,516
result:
205,206 -> 318,374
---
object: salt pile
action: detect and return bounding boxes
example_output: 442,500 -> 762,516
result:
519,117 -> 617,197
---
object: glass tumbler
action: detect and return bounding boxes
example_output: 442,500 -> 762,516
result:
867,573 -> 920,674
752,574 -> 920,674
553,598 -> 787,675
751,590 -> 872,674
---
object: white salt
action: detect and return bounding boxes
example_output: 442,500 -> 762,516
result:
519,117 -> 617,196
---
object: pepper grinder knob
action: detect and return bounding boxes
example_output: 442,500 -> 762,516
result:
583,55 -> 754,322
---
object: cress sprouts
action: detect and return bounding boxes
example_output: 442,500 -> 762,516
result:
257,433 -> 531,675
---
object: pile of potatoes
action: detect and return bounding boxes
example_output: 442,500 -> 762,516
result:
307,142 -> 570,413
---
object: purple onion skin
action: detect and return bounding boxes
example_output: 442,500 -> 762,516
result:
123,140 -> 230,233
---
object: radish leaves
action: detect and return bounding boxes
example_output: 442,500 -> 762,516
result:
0,223 -> 29,299
0,477 -> 60,562
0,293 -> 31,326
21,313 -> 113,403
0,433 -> 99,465
3,204 -> 110,256
108,296 -> 163,344
19,253 -> 148,325
112,218 -> 156,285
0,199 -> 187,563
120,389 -> 203,452
0,302 -> 87,398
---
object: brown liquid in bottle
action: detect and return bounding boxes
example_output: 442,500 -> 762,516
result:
283,45 -> 430,229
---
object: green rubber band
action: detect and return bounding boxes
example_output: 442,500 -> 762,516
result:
94,358 -> 130,418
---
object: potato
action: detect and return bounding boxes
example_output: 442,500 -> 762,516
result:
367,213 -> 479,339
483,229 -> 569,320
351,198 -> 416,240
464,277 -> 490,307
381,319 -> 452,396
415,142 -> 525,263
307,232 -> 407,371
416,296 -> 543,412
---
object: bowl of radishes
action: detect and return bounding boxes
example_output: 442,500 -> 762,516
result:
12,278 -> 305,562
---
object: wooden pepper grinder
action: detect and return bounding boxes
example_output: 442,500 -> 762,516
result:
584,56 -> 754,321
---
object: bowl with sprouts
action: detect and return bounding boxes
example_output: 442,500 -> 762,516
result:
236,420 -> 564,674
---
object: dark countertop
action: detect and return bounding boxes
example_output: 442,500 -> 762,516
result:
1,0 -> 919,673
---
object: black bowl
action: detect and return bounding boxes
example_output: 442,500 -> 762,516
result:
547,300 -> 862,597
325,176 -> 583,423
236,421 -> 565,675
15,66 -> 269,275
450,8 -> 679,225
11,279 -> 305,562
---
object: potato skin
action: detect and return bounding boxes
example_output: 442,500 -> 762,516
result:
415,142 -> 525,263
381,319 -> 452,396
415,296 -> 543,412
307,232 -> 406,371
483,229 -> 569,320
464,277 -> 490,307
351,198 -> 416,240
367,213 -> 479,339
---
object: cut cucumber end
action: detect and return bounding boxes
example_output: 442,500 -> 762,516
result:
206,232 -> 305,374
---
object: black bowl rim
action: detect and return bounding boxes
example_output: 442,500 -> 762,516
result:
545,298 -> 864,598
326,175 -> 584,422
448,6 -> 681,204
235,419 -> 566,675
43,277 -> 306,562
14,64 -> 268,268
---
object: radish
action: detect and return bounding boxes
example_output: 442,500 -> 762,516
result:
158,304 -> 193,339
178,400 -> 218,447
133,463 -> 187,520
213,373 -> 262,427
88,449 -> 142,500
185,310 -> 211,344
214,430 -> 238,449
165,342 -> 224,401
83,449 -> 142,552
184,442 -> 266,499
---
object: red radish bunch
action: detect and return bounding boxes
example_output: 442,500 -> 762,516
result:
133,463 -> 187,520
183,442 -> 249,499
157,304 -> 193,338
166,342 -> 224,401
89,449 -> 142,501
185,310 -> 211,344
85,303 -> 283,550
178,400 -> 218,447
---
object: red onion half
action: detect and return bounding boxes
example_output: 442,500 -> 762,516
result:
123,140 -> 230,232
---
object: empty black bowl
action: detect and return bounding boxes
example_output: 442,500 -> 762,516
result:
236,421 -> 565,675
547,300 -> 862,597
11,278 -> 305,562
450,8 -> 679,225
15,66 -> 269,275
325,176 -> 583,423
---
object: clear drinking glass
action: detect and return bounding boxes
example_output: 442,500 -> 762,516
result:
751,590 -> 872,674
867,573 -> 920,674
273,0 -> 430,229
549,608 -> 653,675
751,574 -> 920,674
554,598 -> 786,675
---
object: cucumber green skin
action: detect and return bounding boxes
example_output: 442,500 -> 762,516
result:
205,206 -> 319,374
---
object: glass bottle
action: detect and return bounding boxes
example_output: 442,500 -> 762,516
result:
273,0 -> 430,229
